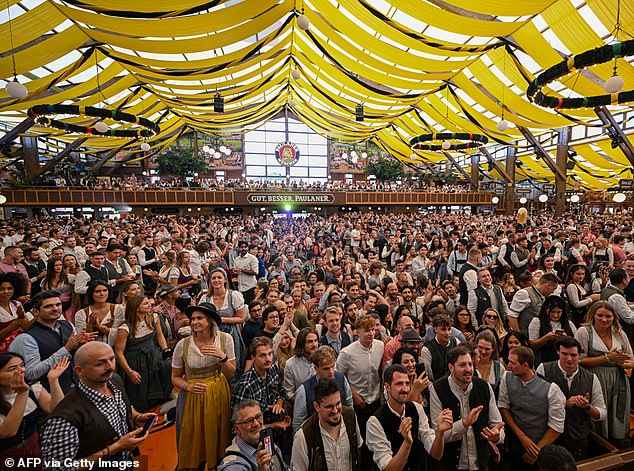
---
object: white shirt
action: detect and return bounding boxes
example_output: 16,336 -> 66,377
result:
604,286 -> 634,324
528,318 -> 577,341
366,401 -> 436,471
336,340 -> 383,404
0,383 -> 43,424
172,332 -> 235,369
497,371 -> 566,434
291,415 -> 362,471
535,362 -> 606,422
234,253 -> 258,291
429,376 -> 504,471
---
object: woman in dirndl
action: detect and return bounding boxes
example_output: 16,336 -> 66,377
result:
198,268 -> 246,374
171,302 -> 235,471
576,301 -> 634,447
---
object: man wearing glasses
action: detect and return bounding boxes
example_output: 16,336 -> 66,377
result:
218,400 -> 285,471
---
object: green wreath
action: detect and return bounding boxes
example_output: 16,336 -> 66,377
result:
526,40 -> 634,109
28,104 -> 160,138
409,132 -> 488,151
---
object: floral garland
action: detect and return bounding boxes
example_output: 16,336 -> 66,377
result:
27,104 -> 160,138
409,132 -> 488,151
527,40 -> 634,109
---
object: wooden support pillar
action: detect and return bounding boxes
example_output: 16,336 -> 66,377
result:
504,147 -> 516,215
555,127 -> 571,217
470,154 -> 480,192
20,135 -> 39,180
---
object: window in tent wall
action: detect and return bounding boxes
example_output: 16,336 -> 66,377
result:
244,116 -> 328,184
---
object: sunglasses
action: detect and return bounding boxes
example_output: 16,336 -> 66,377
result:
485,314 -> 499,320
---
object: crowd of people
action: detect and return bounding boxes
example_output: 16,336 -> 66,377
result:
0,208 -> 631,470
13,174 -> 472,194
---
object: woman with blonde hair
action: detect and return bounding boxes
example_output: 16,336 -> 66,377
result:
171,302 -> 235,471
576,301 -> 634,445
480,307 -> 507,343
198,268 -> 247,374
275,330 -> 295,379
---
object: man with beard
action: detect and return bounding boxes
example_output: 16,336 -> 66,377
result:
283,328 -> 320,401
41,342 -> 155,469
366,364 -> 453,471
291,378 -> 362,471
429,345 -> 505,471
320,306 -> 353,355
400,285 -> 425,322
232,337 -> 287,425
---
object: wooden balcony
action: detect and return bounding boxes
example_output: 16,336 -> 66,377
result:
1,189 -> 497,207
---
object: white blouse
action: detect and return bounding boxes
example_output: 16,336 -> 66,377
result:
0,383 -> 43,424
171,332 -> 235,370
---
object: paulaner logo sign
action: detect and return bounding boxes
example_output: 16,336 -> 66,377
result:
275,141 -> 300,166
247,194 -> 335,203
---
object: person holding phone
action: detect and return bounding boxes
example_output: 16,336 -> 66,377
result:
218,400 -> 285,471
528,296 -> 576,366
41,342 -> 155,470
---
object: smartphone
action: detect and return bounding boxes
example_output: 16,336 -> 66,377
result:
259,427 -> 273,456
554,329 -> 565,335
415,362 -> 426,377
136,415 -> 157,438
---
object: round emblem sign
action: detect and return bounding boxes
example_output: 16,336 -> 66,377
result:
275,141 -> 300,166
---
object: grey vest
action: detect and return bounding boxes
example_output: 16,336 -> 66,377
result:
513,247 -> 529,277
541,361 -> 594,441
505,373 -> 550,443
518,286 -> 543,337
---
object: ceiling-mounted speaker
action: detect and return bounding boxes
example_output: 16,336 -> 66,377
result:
214,93 -> 224,113
566,161 -> 576,170
355,104 -> 364,122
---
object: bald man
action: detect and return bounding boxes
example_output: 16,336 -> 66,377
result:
41,342 -> 157,470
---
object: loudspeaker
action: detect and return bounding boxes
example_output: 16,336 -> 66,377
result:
355,104 -> 364,122
214,93 -> 224,113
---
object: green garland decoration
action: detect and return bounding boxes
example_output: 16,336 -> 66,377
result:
27,104 -> 160,138
527,40 -> 634,110
409,132 -> 488,151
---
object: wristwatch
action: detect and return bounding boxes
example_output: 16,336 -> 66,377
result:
584,404 -> 592,412
220,354 -> 228,363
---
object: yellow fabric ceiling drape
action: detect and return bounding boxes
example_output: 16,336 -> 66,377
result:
0,0 -> 631,171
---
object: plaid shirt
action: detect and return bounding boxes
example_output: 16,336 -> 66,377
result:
41,380 -> 130,471
231,364 -> 287,424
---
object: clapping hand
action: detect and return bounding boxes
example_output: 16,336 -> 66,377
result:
436,408 -> 453,433
481,422 -> 504,443
47,357 -> 70,382
398,416 -> 413,444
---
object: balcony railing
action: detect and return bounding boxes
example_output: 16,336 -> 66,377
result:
1,189 -> 497,207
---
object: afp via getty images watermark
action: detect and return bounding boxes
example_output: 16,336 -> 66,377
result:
5,457 -> 140,469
